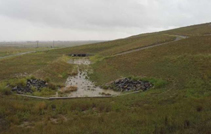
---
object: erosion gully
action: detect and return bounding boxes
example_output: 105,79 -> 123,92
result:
59,58 -> 120,97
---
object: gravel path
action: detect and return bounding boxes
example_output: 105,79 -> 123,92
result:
0,51 -> 36,60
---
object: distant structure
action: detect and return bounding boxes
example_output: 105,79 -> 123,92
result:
69,54 -> 93,57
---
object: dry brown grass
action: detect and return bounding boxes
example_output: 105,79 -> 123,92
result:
1,22 -> 211,134
34,101 -> 47,112
90,36 -> 211,95
0,47 -> 37,57
164,23 -> 211,36
33,57 -> 74,85
60,86 -> 78,93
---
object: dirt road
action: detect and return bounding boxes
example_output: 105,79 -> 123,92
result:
114,35 -> 187,56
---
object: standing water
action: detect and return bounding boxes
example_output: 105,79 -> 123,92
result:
61,58 -> 120,97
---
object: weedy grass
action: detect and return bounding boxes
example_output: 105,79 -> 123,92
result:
0,76 -> 59,97
1,89 -> 211,134
0,47 -> 50,57
0,82 -> 12,95
0,23 -> 211,134
136,77 -> 168,89
90,36 -> 211,92
164,22 -> 211,36
0,51 -> 59,81
50,33 -> 175,57
32,87 -> 56,97
33,55 -> 74,85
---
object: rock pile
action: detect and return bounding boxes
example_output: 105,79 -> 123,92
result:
109,78 -> 153,92
12,79 -> 47,94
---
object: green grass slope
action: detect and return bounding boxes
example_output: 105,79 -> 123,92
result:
164,22 -> 211,36
0,22 -> 211,134
90,36 -> 211,96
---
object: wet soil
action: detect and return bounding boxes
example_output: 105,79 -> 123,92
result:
61,58 -> 120,97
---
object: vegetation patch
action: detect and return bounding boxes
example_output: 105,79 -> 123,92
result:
141,77 -> 168,89
11,78 -> 47,94
33,56 -> 74,85
0,23 -> 211,134
0,47 -> 49,57
1,77 -> 58,96
0,82 -> 12,95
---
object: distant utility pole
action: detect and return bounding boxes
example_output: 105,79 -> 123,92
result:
53,41 -> 55,48
36,41 -> 39,48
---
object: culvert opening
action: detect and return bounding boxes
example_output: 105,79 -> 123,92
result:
68,54 -> 93,57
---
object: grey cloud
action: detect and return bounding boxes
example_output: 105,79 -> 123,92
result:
0,0 -> 210,40
0,0 -> 147,29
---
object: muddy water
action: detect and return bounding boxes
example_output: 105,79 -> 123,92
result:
63,58 -> 120,97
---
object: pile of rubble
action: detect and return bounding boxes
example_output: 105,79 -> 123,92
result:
12,79 -> 47,94
109,78 -> 153,92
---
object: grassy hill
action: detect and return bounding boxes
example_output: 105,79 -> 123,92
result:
163,22 -> 211,36
0,22 -> 211,134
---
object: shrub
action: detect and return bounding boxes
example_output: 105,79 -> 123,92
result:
44,77 -> 51,83
141,77 -> 168,88
28,75 -> 36,80
62,72 -> 68,78
33,87 -> 55,96
0,83 -> 12,95
31,86 -> 37,92
17,78 -> 27,86
41,87 -> 55,96
34,102 -> 47,114
131,76 -> 141,81
48,83 -> 57,90
8,78 -> 27,87
2,88 -> 12,95
153,79 -> 168,88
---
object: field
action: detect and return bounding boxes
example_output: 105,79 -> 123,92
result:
0,23 -> 211,134
0,47 -> 50,57
0,40 -> 100,58
0,41 -> 100,48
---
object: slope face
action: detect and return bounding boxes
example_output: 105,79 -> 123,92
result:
163,23 -> 211,36
1,22 -> 211,134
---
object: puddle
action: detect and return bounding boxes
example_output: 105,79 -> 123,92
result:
61,58 -> 120,97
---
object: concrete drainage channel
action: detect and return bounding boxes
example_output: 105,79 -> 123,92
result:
16,94 -> 113,100
16,90 -> 144,100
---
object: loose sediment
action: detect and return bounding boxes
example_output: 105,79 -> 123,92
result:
61,58 -> 120,97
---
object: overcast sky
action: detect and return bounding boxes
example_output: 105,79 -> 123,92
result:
0,0 -> 210,41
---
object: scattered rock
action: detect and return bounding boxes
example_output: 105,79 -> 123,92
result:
99,92 -> 111,96
18,121 -> 34,128
107,78 -> 153,92
11,79 -> 47,94
14,72 -> 28,78
50,115 -> 68,124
